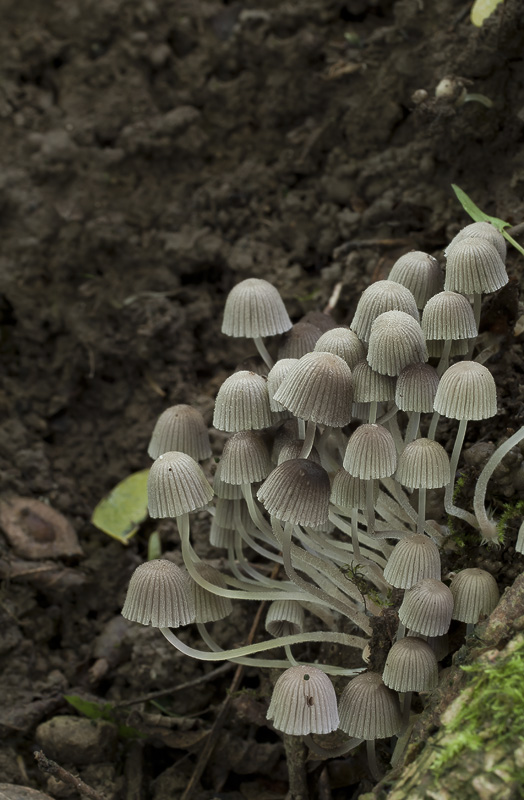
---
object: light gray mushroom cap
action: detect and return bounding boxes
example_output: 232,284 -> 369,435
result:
192,562 -> 233,623
350,280 -> 419,343
433,361 -> 497,421
445,237 -> 508,294
343,424 -> 397,480
388,251 -> 444,308
382,637 -> 438,693
257,458 -> 331,529
383,535 -> 441,589
219,431 -> 272,486
445,221 -> 506,261
267,665 -> 339,735
265,600 -> 305,638
148,452 -> 214,518
352,360 -> 396,403
399,578 -> 454,637
122,559 -> 195,628
367,310 -> 427,377
450,568 -> 500,624
338,672 -> 402,739
314,327 -> 366,369
395,363 -> 440,413
395,438 -> 451,489
222,278 -> 292,338
422,291 -> 477,341
213,371 -> 272,432
148,404 -> 212,461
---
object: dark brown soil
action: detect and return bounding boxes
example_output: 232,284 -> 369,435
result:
1,0 -> 524,798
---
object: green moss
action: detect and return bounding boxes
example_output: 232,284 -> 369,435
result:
496,499 -> 524,544
431,635 -> 524,782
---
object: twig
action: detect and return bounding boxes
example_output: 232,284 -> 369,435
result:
115,663 -> 234,707
323,282 -> 343,315
34,750 -> 106,800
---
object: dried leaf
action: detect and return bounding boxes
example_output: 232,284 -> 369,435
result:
91,469 -> 149,544
0,497 -> 83,560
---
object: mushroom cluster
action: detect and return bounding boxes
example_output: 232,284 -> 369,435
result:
121,227 -> 519,785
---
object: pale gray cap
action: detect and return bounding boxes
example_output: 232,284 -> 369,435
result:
278,322 -> 322,359
367,310 -> 427,377
148,404 -> 212,461
445,221 -> 506,262
209,519 -> 236,549
222,278 -> 292,338
267,665 -> 339,735
395,362 -> 440,413
122,559 -> 195,628
265,599 -> 305,638
274,351 -> 353,427
445,237 -> 508,294
192,562 -> 233,623
148,452 -> 214,518
388,251 -> 444,309
278,440 -> 321,466
213,371 -> 272,432
220,431 -> 272,485
331,470 -> 379,511
214,496 -> 255,531
383,535 -> 441,589
433,361 -> 497,420
257,458 -> 331,529
450,568 -> 499,624
350,280 -> 419,343
267,359 -> 298,413
338,672 -> 402,739
395,438 -> 450,489
343,424 -> 397,480
352,360 -> 396,403
382,637 -> 438,693
399,578 -> 454,637
422,291 -> 477,341
314,327 -> 366,369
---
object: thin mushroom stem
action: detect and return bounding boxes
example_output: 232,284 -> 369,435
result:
444,419 -> 478,529
437,338 -> 452,376
466,293 -> 482,359
427,411 -> 440,441
253,336 -> 274,369
404,411 -> 421,445
366,479 -> 376,536
366,738 -> 383,782
400,691 -> 413,733
300,419 -> 317,459
417,487 -> 427,535
473,425 -> 524,543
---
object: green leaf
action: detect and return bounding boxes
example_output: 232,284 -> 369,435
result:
64,695 -> 146,740
147,530 -> 162,561
91,468 -> 150,544
452,184 -> 524,258
470,0 -> 504,27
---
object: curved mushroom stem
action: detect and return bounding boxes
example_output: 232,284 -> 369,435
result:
253,336 -> 273,369
366,738 -> 383,782
437,339 -> 452,376
427,410 -> 440,441
444,418 -> 478,529
405,411 -> 420,445
300,420 -> 317,459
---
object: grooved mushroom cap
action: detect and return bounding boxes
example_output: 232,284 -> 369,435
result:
122,559 -> 195,628
148,404 -> 212,462
213,371 -> 272,432
213,461 -> 243,500
399,579 -> 454,637
278,322 -> 322,359
395,438 -> 451,489
350,280 -> 419,343
267,359 -> 299,412
214,497 -> 254,531
395,363 -> 440,413
383,535 -> 441,589
445,221 -> 507,262
382,637 -> 439,693
388,251 -> 444,309
352,360 -> 396,403
343,424 -> 397,480
433,361 -> 497,420
148,452 -> 214,518
222,278 -> 292,338
450,568 -> 500,624
192,562 -> 233,622
444,237 -> 508,294
367,311 -> 428,377
274,352 -> 353,427
257,458 -> 331,529
314,327 -> 366,369
338,672 -> 402,739
267,665 -> 339,735
209,519 -> 236,549
266,600 -> 305,638
331,470 -> 379,511
220,431 -> 272,485
278,440 -> 322,466
422,291 -> 477,341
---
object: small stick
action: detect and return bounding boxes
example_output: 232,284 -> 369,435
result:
115,663 -> 234,707
34,750 -> 107,800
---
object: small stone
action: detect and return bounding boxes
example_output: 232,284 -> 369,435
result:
35,716 -> 118,766
0,497 -> 83,560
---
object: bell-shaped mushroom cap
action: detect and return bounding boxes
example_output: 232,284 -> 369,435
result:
445,221 -> 506,262
399,578 -> 454,637
148,452 -> 214,518
122,559 -> 195,628
265,599 -> 305,638
395,438 -> 451,490
367,311 -> 428,377
314,327 -> 366,369
192,562 -> 233,622
422,291 -> 477,342
444,237 -> 508,294
331,470 -> 379,511
433,361 -> 497,421
209,518 -> 235,549
274,352 -> 353,427
267,359 -> 298,413
338,672 -> 402,739
343,424 -> 397,480
450,568 -> 499,624
278,440 -> 321,466
388,251 -> 444,309
384,535 -> 441,589
213,461 -> 243,500
220,431 -> 272,485
352,360 -> 396,403
278,322 -> 322,359
148,404 -> 212,461
426,338 -> 469,358
267,665 -> 339,735
214,497 -> 254,531
257,458 -> 331,529
213,371 -> 272,432
222,278 -> 292,338
395,362 -> 439,414
350,280 -> 419,343
382,637 -> 438,693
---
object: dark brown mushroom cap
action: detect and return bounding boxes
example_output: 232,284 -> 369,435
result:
222,278 -> 292,338
122,559 -> 195,628
267,665 -> 339,735
257,458 -> 331,528
338,672 -> 402,739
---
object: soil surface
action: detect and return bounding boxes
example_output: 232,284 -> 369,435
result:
1,0 -> 524,798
